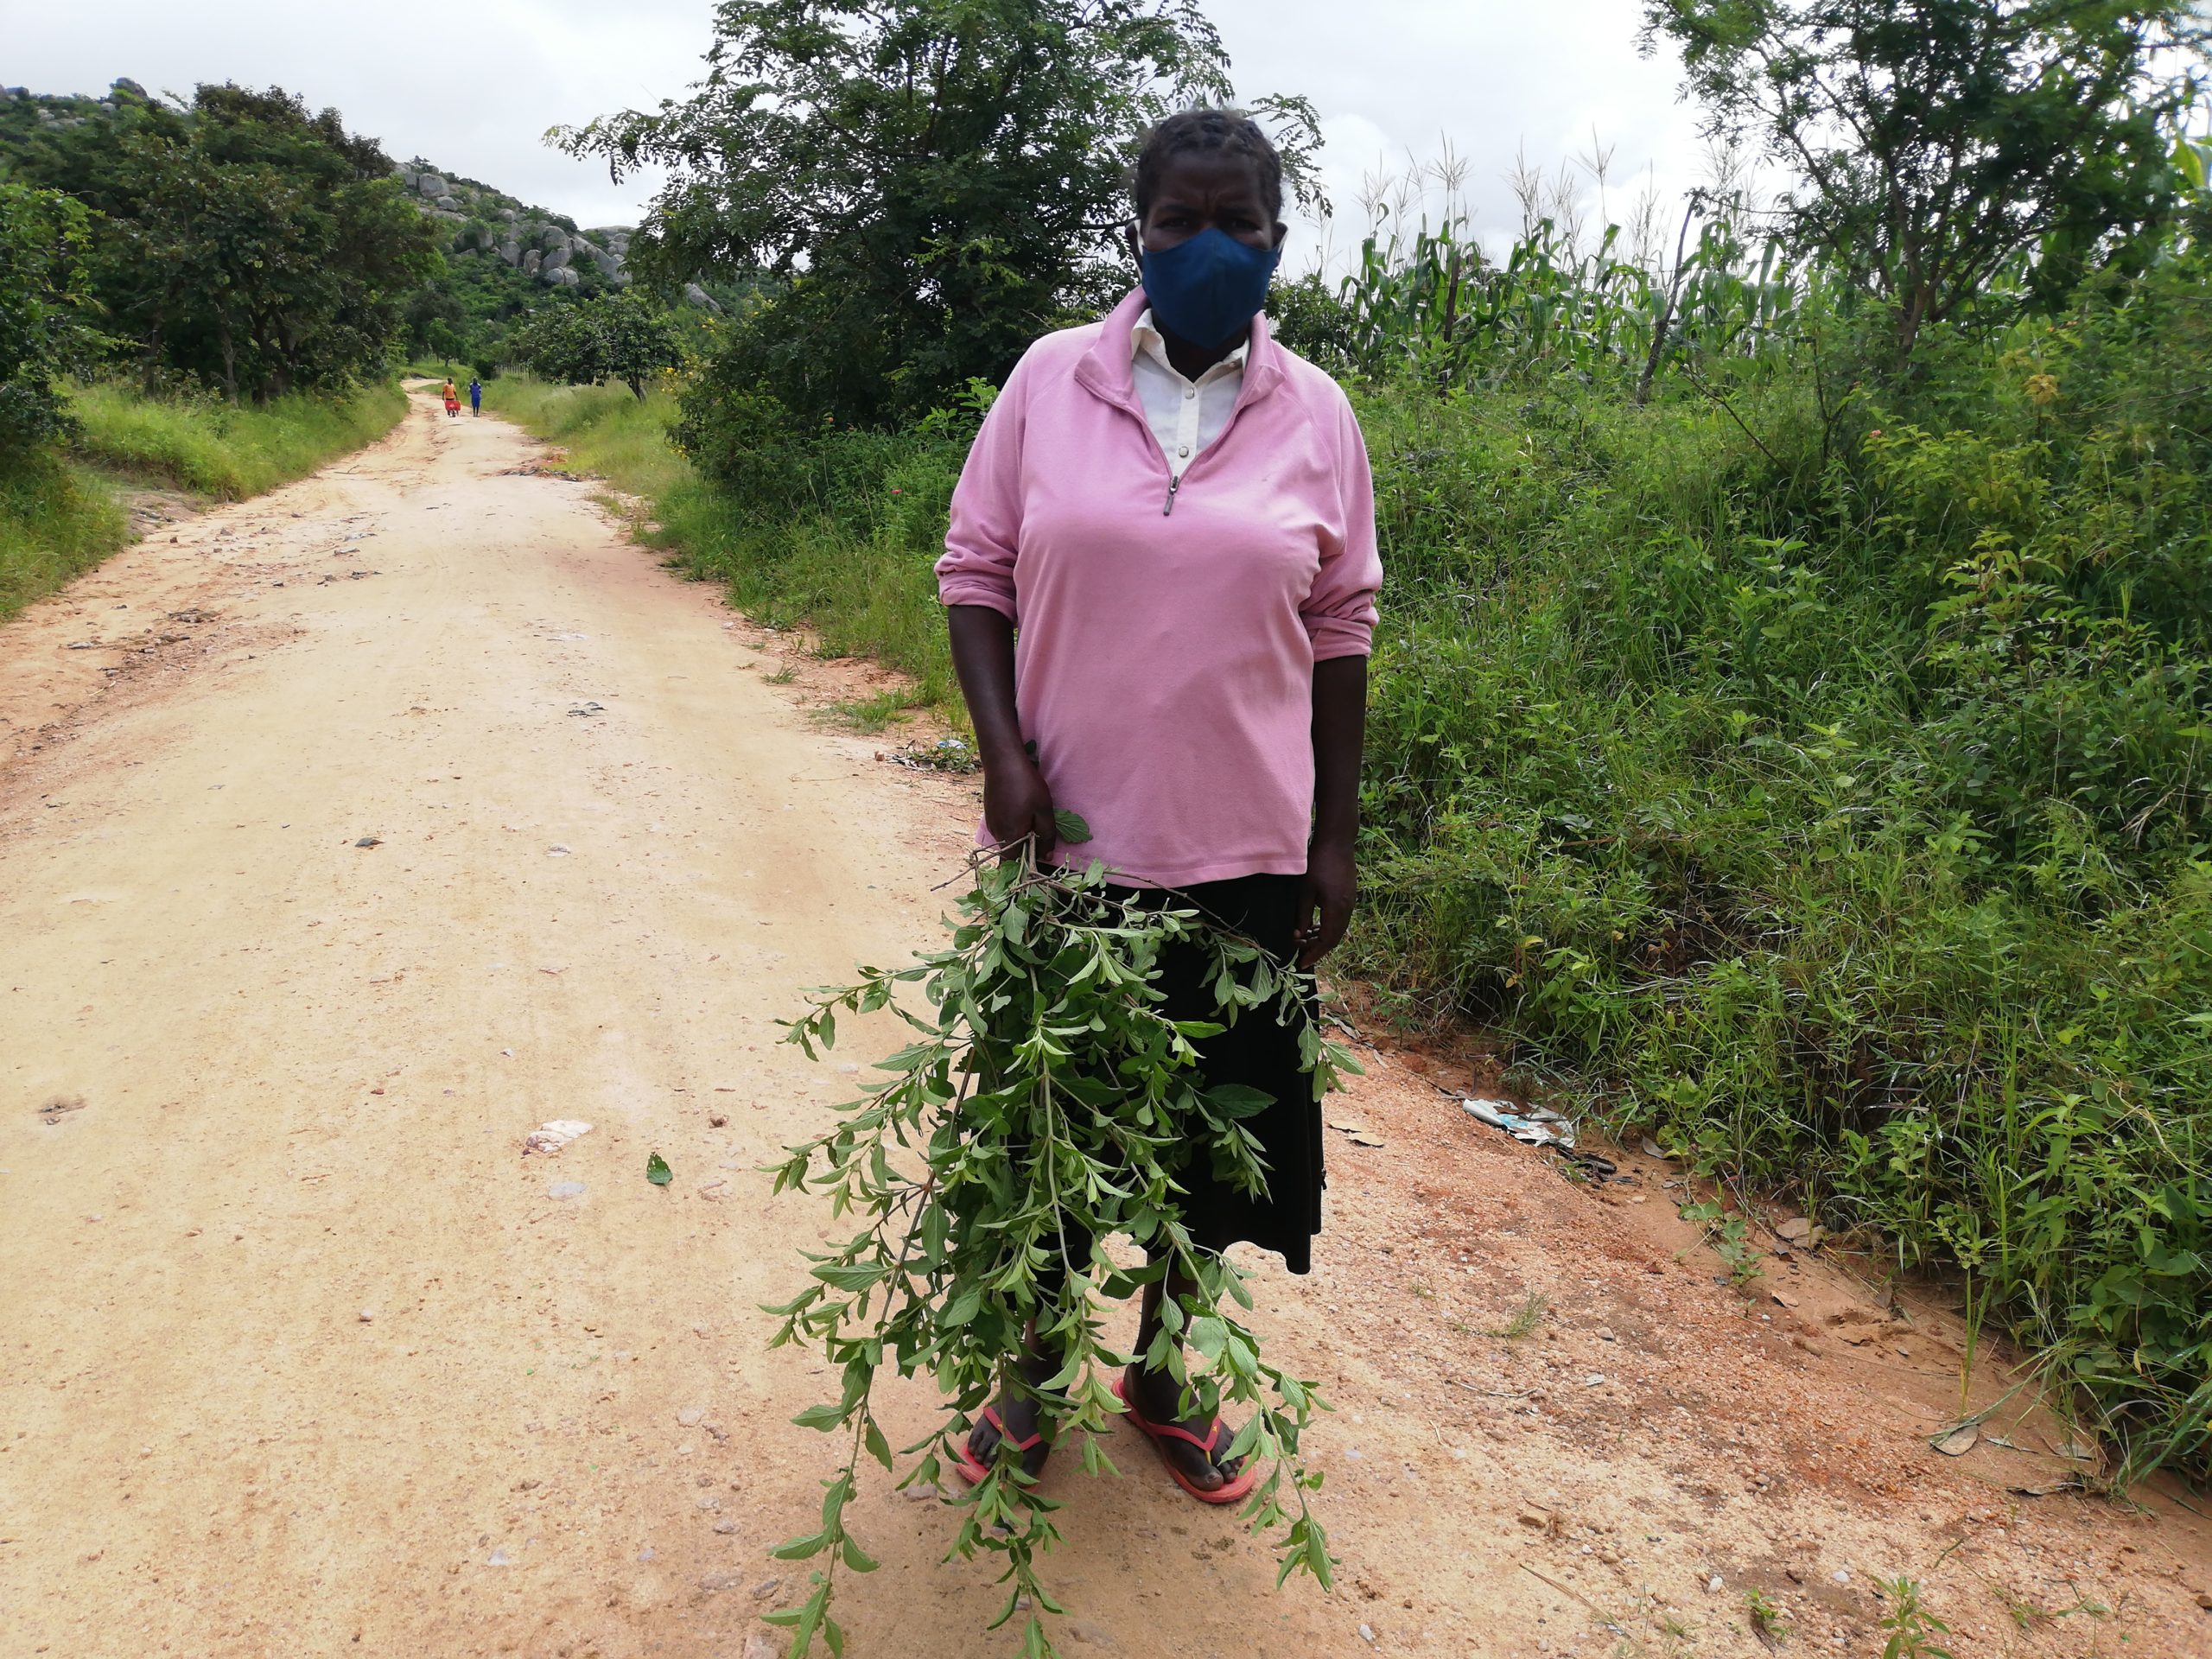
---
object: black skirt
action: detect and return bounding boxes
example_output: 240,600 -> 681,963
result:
1114,873 -> 1325,1275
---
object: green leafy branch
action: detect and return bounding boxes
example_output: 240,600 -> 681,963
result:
760,853 -> 1358,1656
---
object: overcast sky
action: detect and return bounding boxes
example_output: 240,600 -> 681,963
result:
13,0 -> 1709,259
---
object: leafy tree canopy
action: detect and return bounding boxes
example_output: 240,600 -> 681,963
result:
8,83 -> 438,402
1643,0 -> 2209,353
558,0 -> 1321,426
0,182 -> 105,459
514,291 -> 686,399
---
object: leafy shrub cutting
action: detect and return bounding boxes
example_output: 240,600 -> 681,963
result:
762,852 -> 1355,1657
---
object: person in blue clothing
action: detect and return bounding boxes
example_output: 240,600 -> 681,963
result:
468,378 -> 483,417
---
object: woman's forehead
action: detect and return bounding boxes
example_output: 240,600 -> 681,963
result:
1152,149 -> 1267,201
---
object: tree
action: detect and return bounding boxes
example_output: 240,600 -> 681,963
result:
515,292 -> 684,398
557,0 -> 1320,426
0,183 -> 104,460
1643,0 -> 2207,354
11,84 -> 438,401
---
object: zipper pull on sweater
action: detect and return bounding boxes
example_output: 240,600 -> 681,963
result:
1163,474 -> 1182,516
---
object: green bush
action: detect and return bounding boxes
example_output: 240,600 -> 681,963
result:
1345,265 -> 2210,1479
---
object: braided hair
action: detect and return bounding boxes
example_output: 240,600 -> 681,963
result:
1130,108 -> 1285,225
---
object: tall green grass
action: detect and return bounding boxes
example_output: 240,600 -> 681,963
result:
0,454 -> 130,620
0,381 -> 406,620
67,381 -> 405,500
483,378 -> 692,499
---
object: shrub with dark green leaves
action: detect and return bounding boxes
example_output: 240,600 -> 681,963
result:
0,182 -> 103,456
513,291 -> 683,400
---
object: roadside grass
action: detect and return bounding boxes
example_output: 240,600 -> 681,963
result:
827,688 -> 918,733
0,380 -> 407,622
481,377 -> 690,500
0,454 -> 130,621
67,381 -> 405,500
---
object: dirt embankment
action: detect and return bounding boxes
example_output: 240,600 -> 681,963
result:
2,389 -> 2206,1659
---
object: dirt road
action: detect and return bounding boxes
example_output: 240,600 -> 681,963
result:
3,389 -> 2207,1659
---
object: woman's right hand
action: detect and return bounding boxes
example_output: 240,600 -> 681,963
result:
982,750 -> 1058,858
946,606 -> 1058,859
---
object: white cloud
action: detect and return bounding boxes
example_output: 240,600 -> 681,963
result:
1206,0 -> 1709,271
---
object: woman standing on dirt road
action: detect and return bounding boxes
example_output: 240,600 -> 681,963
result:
442,378 -> 460,418
936,107 -> 1381,1503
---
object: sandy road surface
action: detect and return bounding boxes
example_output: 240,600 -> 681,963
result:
3,390 -> 2208,1659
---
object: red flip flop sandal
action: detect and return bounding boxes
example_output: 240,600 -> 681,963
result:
1110,1371 -> 1261,1506
950,1405 -> 1046,1486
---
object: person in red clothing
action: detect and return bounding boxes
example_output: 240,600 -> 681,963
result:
442,378 -> 460,418
936,108 -> 1381,1503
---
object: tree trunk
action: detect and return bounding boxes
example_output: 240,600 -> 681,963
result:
1895,283 -> 1929,365
218,321 -> 238,405
140,309 -> 166,399
1637,200 -> 1700,408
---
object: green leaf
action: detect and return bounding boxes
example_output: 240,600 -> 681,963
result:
942,1284 -> 983,1326
1187,1315 -> 1230,1363
840,1536 -> 880,1573
645,1152 -> 672,1185
862,1416 -> 893,1471
811,1262 -> 888,1291
1052,810 -> 1093,844
1206,1083 -> 1275,1117
760,845 -> 1343,1646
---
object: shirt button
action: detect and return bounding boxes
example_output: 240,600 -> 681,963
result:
1178,445 -> 1190,457
1184,388 -> 1196,399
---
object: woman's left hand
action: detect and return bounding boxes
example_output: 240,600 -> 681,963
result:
1294,839 -> 1356,968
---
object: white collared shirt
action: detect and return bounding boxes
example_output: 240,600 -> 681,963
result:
1130,307 -> 1250,480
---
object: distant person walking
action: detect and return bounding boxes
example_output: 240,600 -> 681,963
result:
468,378 -> 483,417
442,378 -> 460,418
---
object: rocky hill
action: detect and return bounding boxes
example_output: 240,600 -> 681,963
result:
391,159 -> 719,311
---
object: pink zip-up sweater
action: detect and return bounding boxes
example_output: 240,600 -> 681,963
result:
937,287 -> 1382,888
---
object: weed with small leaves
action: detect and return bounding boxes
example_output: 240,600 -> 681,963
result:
1743,1585 -> 1789,1648
1875,1577 -> 1955,1659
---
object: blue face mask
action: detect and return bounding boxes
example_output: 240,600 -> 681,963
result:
1140,228 -> 1281,352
